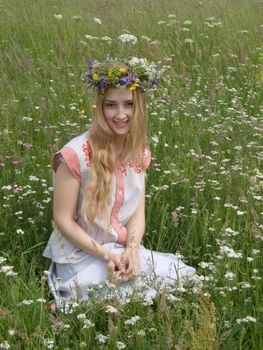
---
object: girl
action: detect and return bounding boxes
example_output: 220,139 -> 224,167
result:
43,57 -> 196,310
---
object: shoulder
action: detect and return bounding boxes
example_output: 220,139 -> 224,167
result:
142,147 -> 151,170
51,130 -> 92,183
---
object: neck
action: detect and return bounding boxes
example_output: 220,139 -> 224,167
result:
114,136 -> 127,158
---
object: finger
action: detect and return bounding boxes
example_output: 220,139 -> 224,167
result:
116,259 -> 125,272
122,264 -> 133,276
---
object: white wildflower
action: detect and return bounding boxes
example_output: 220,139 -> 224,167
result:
95,334 -> 108,343
54,14 -> 63,20
0,257 -> 7,264
118,34 -> 137,44
8,330 -> 15,336
19,299 -> 33,305
236,316 -> 256,324
149,327 -> 158,332
77,313 -> 86,320
101,36 -> 112,42
124,315 -> 140,325
83,319 -> 95,329
184,20 -> 192,25
1,185 -> 12,190
245,316 -> 256,322
43,338 -> 55,349
16,229 -> 24,235
116,341 -> 126,349
72,15 -> 82,20
94,17 -> 102,24
85,34 -> 98,40
29,175 -> 39,181
36,298 -> 46,303
1,265 -> 14,274
184,38 -> 194,44
128,56 -> 148,67
137,330 -> 146,336
0,341 -> 10,349
151,135 -> 159,144
167,294 -> 179,301
224,272 -> 236,280
219,245 -> 242,258
225,227 -> 239,236
105,305 -> 118,314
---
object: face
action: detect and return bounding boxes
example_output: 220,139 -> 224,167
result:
102,88 -> 133,138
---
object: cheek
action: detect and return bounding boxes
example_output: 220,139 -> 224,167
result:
103,108 -> 112,121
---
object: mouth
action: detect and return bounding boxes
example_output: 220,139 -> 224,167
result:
113,120 -> 129,128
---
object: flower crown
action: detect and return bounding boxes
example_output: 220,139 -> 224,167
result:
84,56 -> 162,92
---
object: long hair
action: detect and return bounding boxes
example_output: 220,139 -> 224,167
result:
80,87 -> 148,228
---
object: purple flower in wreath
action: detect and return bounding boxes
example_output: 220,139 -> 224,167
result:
98,78 -> 106,91
130,73 -> 137,82
120,77 -> 129,85
86,60 -> 93,66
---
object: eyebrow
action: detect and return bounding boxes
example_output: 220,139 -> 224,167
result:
104,99 -> 133,103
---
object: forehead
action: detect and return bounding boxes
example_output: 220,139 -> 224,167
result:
103,87 -> 133,101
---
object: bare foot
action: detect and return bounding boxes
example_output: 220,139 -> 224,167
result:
48,300 -> 57,313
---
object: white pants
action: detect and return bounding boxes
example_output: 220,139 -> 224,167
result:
47,243 -> 196,308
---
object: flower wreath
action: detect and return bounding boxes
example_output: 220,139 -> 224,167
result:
84,55 -> 163,92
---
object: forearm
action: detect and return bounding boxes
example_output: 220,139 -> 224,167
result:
125,218 -> 145,248
53,218 -> 111,261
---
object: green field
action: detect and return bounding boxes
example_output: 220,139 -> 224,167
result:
1,0 -> 263,348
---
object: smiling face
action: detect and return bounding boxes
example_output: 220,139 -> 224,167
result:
102,87 -> 134,139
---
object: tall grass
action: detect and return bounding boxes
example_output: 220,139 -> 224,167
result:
1,0 -> 262,348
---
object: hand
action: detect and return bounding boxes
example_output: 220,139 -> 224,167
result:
107,253 -> 125,285
121,247 -> 140,279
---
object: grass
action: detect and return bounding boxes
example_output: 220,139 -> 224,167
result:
0,0 -> 263,348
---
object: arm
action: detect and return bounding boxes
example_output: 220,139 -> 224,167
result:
121,184 -> 146,277
53,162 -> 124,271
125,184 -> 146,248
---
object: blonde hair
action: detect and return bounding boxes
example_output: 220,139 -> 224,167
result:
81,87 -> 148,228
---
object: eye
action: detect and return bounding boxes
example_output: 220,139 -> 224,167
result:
105,103 -> 115,108
126,101 -> 134,107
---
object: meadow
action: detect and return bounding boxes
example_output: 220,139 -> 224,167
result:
1,0 -> 263,348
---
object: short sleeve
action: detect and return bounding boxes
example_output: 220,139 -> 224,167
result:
51,146 -> 80,183
143,148 -> 151,169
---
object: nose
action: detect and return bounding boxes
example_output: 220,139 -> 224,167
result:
116,107 -> 127,120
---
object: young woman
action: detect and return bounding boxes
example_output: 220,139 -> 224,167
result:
43,58 -> 196,309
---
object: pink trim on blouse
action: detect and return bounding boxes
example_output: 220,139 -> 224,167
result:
111,168 -> 127,246
52,147 -> 81,183
81,139 -> 92,167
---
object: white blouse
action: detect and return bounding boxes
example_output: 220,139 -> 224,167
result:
43,130 -> 151,264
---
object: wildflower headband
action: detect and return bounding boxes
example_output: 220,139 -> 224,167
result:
84,56 -> 163,92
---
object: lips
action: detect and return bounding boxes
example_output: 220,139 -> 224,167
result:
113,120 -> 129,128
